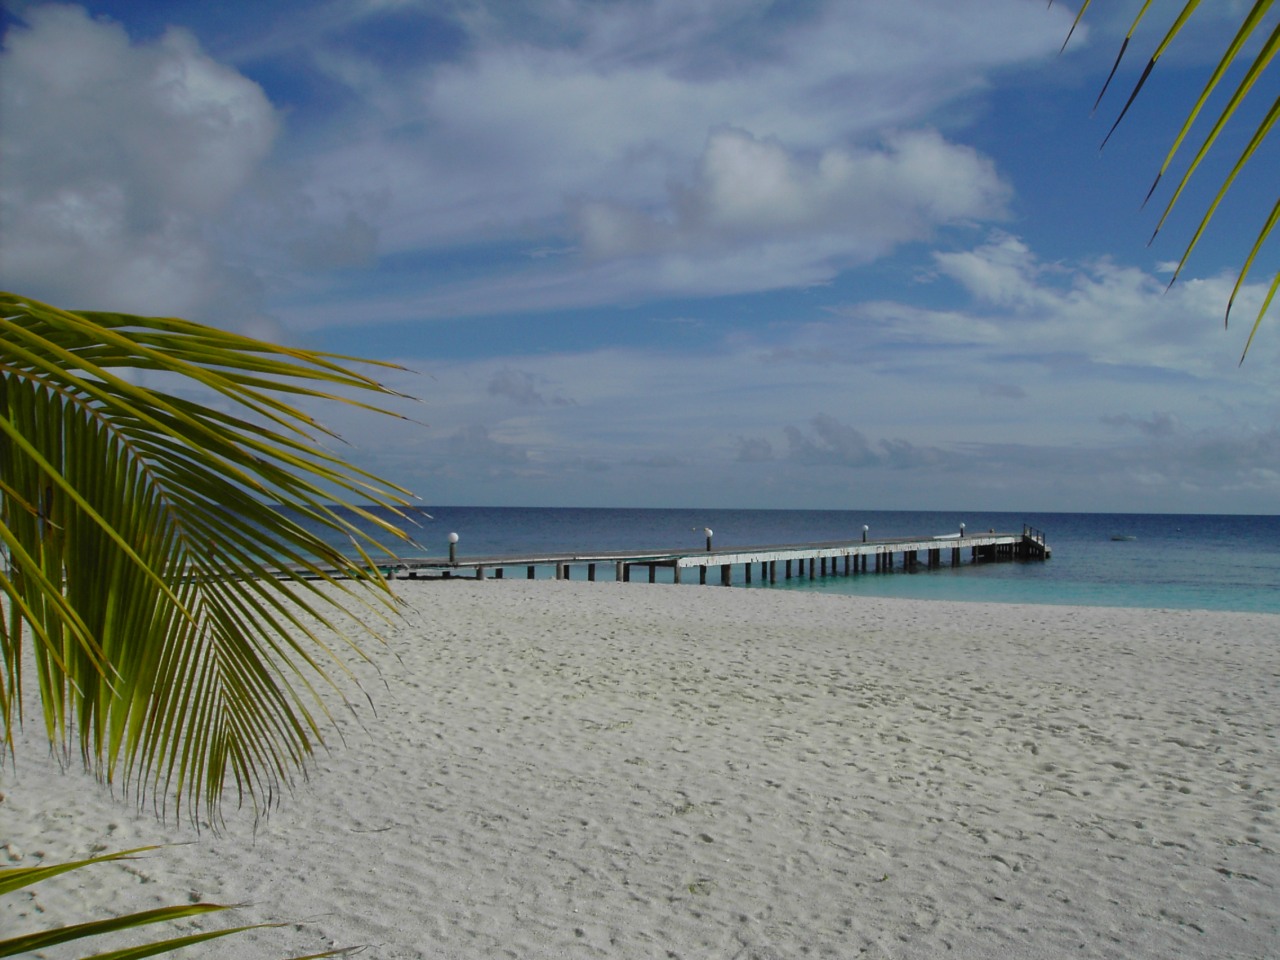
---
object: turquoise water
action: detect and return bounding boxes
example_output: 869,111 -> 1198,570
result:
304,507 -> 1280,614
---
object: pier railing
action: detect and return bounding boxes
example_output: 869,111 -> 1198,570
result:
364,526 -> 1051,585
1020,524 -> 1049,560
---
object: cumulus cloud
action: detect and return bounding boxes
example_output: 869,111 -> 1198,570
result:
487,367 -> 574,407
734,436 -> 775,462
833,232 -> 1280,378
979,383 -> 1028,400
302,125 -> 1012,323
785,416 -> 878,467
782,414 -> 948,469
263,0 -> 1065,318
0,5 -> 278,319
1078,423 -> 1280,494
289,271 -> 1280,512
326,225 -> 1280,512
625,455 -> 683,469
324,226 -> 1278,510
444,423 -> 529,465
284,210 -> 380,270
931,233 -> 1058,309
576,127 -> 1010,266
1102,412 -> 1183,439
1,1 -> 1076,324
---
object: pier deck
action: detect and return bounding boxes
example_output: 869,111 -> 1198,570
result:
366,525 -> 1049,585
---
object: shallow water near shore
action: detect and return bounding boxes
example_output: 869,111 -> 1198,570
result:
302,506 -> 1280,613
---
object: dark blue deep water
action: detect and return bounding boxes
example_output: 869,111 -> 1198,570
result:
310,507 -> 1280,613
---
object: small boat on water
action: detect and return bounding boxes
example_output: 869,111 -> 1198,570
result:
1110,534 -> 1138,541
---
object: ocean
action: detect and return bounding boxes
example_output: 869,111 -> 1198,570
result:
315,506 -> 1280,614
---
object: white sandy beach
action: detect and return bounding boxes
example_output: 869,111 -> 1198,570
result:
3,580 -> 1278,958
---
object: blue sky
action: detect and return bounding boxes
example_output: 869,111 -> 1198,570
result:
2,1 -> 1278,513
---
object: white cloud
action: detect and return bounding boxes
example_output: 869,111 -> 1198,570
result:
7,1 -> 1275,514
734,436 -> 775,463
578,127 -> 1009,261
931,234 -> 1057,309
281,127 -> 1012,326
0,5 -> 278,320
487,367 -> 575,407
270,0 -> 1066,315
2,0 -> 1077,323
1102,411 -> 1183,439
831,232 -> 1280,380
445,423 -> 530,466
302,235 -> 1276,510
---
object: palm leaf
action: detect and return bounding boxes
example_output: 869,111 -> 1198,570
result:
1097,0 -> 1202,147
1060,0 -> 1279,355
0,906 -> 243,958
1235,198 -> 1280,360
1,291 -> 421,822
1165,89 -> 1280,291
0,847 -> 351,958
1144,4 -> 1278,211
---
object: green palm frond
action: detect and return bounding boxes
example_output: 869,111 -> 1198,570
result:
1,291 -> 420,822
0,847 -> 351,958
1061,0 -> 1279,359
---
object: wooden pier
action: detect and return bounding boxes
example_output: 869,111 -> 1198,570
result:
373,525 -> 1049,586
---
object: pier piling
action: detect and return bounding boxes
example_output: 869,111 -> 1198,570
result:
355,527 -> 1049,587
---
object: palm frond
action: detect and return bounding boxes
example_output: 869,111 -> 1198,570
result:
1,291 -> 420,822
1062,0 -> 1279,355
0,847 -> 351,958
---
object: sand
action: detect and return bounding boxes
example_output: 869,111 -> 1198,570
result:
2,580 -> 1277,958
